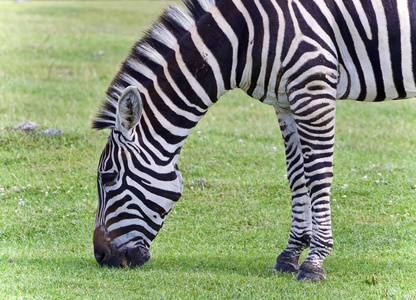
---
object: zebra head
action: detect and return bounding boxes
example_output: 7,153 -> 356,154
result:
93,86 -> 183,267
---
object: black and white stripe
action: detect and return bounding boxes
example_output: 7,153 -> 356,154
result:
92,0 -> 416,279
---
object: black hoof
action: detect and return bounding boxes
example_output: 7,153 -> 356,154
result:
273,261 -> 299,273
296,269 -> 325,281
296,262 -> 325,282
273,250 -> 300,274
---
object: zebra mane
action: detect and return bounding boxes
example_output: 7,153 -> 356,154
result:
92,0 -> 217,130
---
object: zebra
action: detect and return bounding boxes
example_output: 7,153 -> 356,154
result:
92,0 -> 416,281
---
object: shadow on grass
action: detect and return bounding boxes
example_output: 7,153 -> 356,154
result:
5,256 -> 98,271
7,253 -> 281,278
144,254 -> 280,278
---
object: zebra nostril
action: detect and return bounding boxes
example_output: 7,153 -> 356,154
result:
94,244 -> 124,267
94,245 -> 109,265
95,249 -> 106,264
93,225 -> 118,266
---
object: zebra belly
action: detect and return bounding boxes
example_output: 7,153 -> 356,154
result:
338,68 -> 416,101
336,60 -> 416,101
333,0 -> 416,102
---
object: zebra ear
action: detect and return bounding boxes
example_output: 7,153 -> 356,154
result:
115,86 -> 143,135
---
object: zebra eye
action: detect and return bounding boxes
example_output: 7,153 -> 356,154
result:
100,172 -> 118,186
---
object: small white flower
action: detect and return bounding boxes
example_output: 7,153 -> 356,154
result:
362,175 -> 368,180
342,195 -> 347,198
238,139 -> 243,143
27,184 -> 32,188
0,188 -> 4,192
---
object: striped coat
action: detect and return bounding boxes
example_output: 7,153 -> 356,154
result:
92,0 -> 416,281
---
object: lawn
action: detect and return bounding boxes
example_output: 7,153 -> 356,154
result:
1,1 -> 416,299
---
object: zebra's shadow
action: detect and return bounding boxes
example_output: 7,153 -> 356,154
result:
142,254 -> 288,278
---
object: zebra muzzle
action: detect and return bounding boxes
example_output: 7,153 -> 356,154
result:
93,225 -> 152,268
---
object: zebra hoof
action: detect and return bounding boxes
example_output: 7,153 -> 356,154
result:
296,261 -> 326,282
273,261 -> 299,273
273,251 -> 300,274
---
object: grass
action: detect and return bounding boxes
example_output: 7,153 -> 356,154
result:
1,1 -> 416,299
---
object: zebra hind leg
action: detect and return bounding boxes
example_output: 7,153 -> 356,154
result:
273,108 -> 312,274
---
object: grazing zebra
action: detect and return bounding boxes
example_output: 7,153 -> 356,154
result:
92,0 -> 416,281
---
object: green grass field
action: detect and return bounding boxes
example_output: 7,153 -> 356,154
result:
1,1 -> 416,299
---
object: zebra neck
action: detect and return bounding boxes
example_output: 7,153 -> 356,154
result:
129,2 -> 253,166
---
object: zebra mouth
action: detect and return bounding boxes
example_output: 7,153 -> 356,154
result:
121,255 -> 128,268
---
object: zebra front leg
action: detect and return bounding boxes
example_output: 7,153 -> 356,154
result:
273,108 -> 312,274
292,96 -> 336,281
